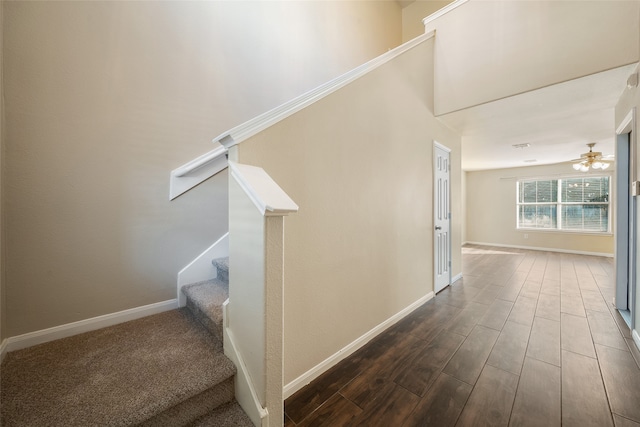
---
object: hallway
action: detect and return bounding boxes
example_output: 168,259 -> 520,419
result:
284,245 -> 640,426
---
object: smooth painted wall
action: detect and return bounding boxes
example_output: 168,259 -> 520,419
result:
2,1 -> 402,337
466,163 -> 615,256
424,0 -> 639,115
235,38 -> 462,385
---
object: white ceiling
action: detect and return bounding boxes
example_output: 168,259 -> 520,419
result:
438,64 -> 638,171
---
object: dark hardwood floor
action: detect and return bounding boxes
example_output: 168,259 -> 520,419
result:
284,245 -> 640,426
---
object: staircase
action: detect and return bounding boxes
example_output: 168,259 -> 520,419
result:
0,257 -> 253,426
182,258 -> 230,344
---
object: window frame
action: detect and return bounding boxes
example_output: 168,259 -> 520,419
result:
516,175 -> 611,234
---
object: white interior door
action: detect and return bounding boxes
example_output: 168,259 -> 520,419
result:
434,142 -> 451,293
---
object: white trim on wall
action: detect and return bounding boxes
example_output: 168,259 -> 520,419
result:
633,329 -> 640,352
616,108 -> 634,135
283,292 -> 434,399
173,31 -> 438,199
169,144 -> 228,200
452,273 -> 463,283
434,140 -> 452,153
177,233 -> 229,307
422,0 -> 469,27
0,299 -> 178,359
0,339 -> 7,363
465,241 -> 614,258
214,31 -> 436,151
223,301 -> 268,427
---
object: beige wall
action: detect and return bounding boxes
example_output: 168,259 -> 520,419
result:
3,1 -> 402,337
236,38 -> 462,385
466,163 -> 615,256
424,1 -> 639,115
401,0 -> 453,42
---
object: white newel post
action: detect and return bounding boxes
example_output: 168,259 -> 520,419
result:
224,162 -> 298,427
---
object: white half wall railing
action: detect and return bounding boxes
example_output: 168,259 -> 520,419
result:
224,162 -> 298,427
213,30 -> 434,152
169,30 -> 436,199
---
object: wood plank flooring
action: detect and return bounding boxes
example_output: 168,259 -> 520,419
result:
284,245 -> 640,426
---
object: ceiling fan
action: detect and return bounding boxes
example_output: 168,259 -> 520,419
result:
571,143 -> 612,172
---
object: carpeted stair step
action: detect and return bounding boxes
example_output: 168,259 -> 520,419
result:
212,256 -> 229,283
188,401 -> 254,426
0,309 -> 240,426
182,278 -> 228,342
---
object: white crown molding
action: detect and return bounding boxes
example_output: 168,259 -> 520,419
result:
214,31 -> 435,151
1,299 -> 178,358
283,291 -> 434,399
169,144 -> 227,200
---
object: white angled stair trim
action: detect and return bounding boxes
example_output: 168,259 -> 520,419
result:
0,339 -> 8,363
177,233 -> 229,307
422,0 -> 469,27
223,301 -> 269,427
169,143 -> 227,200
213,31 -> 435,150
228,162 -> 298,216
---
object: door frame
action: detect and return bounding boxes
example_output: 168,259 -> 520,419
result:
615,108 -> 637,331
433,141 -> 452,293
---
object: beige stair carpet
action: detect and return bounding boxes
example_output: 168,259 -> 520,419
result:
1,309 -> 237,426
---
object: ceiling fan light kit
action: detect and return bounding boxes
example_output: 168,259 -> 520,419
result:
571,143 -> 611,172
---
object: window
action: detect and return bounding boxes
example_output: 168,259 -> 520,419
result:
517,176 -> 610,233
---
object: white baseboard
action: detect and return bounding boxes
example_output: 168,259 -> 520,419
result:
0,339 -> 8,363
452,273 -> 463,283
464,241 -> 614,258
223,300 -> 268,427
633,329 -> 640,353
177,232 -> 229,307
283,291 -> 435,399
1,299 -> 178,359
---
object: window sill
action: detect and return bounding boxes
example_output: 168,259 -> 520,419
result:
516,228 -> 612,237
